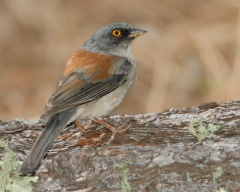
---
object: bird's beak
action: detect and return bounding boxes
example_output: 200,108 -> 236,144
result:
129,28 -> 147,39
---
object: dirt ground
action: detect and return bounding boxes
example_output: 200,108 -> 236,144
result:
0,0 -> 239,121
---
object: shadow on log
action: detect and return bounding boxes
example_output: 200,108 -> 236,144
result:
1,101 -> 240,191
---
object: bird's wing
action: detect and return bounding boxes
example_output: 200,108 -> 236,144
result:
40,50 -> 132,120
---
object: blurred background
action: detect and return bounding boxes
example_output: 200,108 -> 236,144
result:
0,0 -> 240,121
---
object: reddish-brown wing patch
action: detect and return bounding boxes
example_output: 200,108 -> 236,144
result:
64,50 -> 118,82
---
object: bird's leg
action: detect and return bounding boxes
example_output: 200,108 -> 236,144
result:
74,120 -> 92,138
92,117 -> 129,144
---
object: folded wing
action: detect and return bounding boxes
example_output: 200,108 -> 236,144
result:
40,50 -> 132,121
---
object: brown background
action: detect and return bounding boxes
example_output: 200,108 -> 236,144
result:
0,0 -> 239,121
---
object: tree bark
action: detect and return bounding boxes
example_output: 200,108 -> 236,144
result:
1,100 -> 240,192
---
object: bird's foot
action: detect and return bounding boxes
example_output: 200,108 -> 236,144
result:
74,120 -> 92,139
92,117 -> 129,145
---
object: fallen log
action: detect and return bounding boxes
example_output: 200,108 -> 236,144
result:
0,100 -> 240,191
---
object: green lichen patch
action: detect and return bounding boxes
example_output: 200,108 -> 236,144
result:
188,119 -> 220,141
0,139 -> 38,192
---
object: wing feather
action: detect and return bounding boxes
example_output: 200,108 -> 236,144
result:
40,55 -> 131,121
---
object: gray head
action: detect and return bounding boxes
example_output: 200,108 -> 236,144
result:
82,22 -> 147,58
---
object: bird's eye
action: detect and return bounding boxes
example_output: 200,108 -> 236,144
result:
112,29 -> 121,37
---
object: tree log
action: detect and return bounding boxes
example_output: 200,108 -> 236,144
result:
1,100 -> 240,191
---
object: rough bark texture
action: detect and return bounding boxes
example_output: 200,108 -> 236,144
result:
1,101 -> 240,192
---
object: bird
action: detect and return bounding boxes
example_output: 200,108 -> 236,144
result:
20,22 -> 146,175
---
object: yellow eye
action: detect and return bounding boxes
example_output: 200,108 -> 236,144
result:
112,29 -> 121,37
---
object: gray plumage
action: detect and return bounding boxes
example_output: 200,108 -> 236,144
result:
20,22 -> 146,175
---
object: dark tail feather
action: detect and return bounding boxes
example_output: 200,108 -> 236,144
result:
20,112 -> 71,175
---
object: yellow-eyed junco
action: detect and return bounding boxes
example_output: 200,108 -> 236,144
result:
20,22 -> 146,175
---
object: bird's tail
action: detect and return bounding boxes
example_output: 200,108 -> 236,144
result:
20,112 -> 72,175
